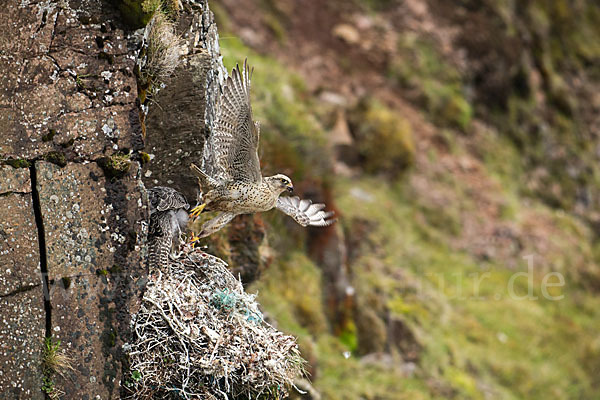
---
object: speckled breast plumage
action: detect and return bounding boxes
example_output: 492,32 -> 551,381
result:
209,180 -> 277,214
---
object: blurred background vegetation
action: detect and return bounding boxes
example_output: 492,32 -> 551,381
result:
199,0 -> 600,398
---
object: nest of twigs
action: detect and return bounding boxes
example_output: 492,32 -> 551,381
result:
125,250 -> 305,399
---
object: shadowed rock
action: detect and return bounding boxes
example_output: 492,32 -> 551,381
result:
142,1 -> 226,203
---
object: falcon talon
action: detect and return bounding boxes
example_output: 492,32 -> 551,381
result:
189,203 -> 206,218
186,232 -> 201,248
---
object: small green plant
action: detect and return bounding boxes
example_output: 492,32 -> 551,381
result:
142,0 -> 180,16
124,370 -> 143,388
116,0 -> 181,29
139,151 -> 151,164
132,370 -> 142,381
41,375 -> 55,396
41,337 -> 73,399
141,0 -> 162,13
75,73 -> 96,89
42,128 -> 57,142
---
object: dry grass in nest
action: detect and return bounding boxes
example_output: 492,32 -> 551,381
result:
125,250 -> 306,399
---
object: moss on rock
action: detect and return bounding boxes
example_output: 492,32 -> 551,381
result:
5,158 -> 31,168
348,99 -> 415,177
139,151 -> 151,164
42,129 -> 57,143
111,0 -> 156,28
98,153 -> 131,179
44,151 -> 67,168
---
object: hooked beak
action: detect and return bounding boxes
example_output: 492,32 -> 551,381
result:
286,184 -> 294,193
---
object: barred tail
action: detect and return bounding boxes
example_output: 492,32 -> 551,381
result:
148,236 -> 170,270
148,211 -> 173,270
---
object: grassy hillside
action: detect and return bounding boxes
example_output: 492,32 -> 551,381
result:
209,1 -> 600,398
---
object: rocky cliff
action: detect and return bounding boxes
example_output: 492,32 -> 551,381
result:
0,1 -> 229,398
3,0 -> 600,399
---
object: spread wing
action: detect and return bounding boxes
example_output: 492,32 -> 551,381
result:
148,186 -> 189,214
276,196 -> 336,227
209,60 -> 261,183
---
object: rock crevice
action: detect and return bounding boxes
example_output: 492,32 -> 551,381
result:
29,163 -> 52,337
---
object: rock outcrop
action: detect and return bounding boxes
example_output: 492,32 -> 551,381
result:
0,0 -> 223,398
0,167 -> 44,399
141,0 -> 226,203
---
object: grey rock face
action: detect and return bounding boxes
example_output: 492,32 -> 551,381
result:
143,53 -> 213,202
49,274 -> 119,398
37,161 -> 114,280
0,290 -> 45,400
0,166 -> 31,194
0,167 -> 44,398
0,169 -> 40,296
0,0 -> 146,396
0,0 -> 142,161
36,161 -> 146,280
0,0 -> 225,397
37,160 -> 147,398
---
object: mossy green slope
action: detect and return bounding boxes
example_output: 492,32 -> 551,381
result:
218,32 -> 600,400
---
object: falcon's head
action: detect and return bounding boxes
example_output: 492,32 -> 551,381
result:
266,174 -> 294,194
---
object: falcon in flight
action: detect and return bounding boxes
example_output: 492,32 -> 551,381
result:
148,186 -> 190,268
190,60 -> 335,238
